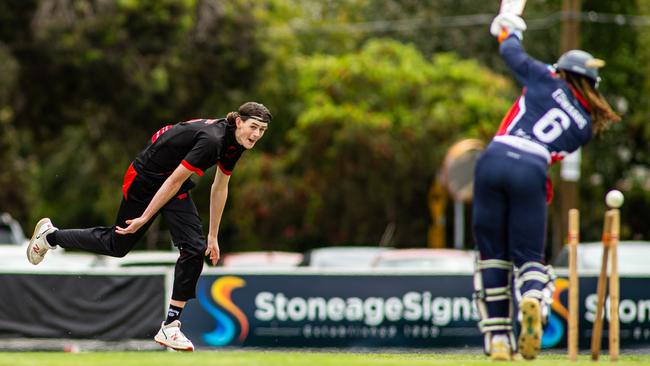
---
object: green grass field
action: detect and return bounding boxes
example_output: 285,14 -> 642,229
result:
0,351 -> 648,366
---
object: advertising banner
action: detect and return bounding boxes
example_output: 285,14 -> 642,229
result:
0,273 -> 165,340
547,276 -> 650,349
183,273 -> 482,348
184,272 -> 650,349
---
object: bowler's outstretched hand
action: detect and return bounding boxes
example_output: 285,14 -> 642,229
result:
116,216 -> 148,235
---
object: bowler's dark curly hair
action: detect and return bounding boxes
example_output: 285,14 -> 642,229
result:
226,102 -> 273,126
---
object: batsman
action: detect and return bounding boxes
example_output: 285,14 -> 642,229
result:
471,11 -> 621,361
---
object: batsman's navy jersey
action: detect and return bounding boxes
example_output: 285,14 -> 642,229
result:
493,35 -> 592,163
473,34 -> 598,264
124,118 -> 244,198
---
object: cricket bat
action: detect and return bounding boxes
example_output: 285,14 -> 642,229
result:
499,0 -> 527,15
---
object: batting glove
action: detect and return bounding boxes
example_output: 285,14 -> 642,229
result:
490,13 -> 527,42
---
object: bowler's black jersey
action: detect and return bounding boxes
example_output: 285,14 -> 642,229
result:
133,118 -> 244,190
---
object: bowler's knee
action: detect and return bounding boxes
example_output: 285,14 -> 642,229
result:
110,235 -> 136,257
178,241 -> 206,261
107,245 -> 130,258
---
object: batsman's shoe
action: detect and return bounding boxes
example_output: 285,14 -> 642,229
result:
490,334 -> 513,361
518,298 -> 542,360
26,218 -> 58,265
154,320 -> 194,351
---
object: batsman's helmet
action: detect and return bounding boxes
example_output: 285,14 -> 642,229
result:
555,50 -> 604,86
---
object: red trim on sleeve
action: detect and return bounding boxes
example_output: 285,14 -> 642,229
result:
122,163 -> 137,200
496,95 -> 523,135
217,162 -> 233,176
177,193 -> 188,200
181,160 -> 204,176
151,125 -> 172,143
545,175 -> 554,205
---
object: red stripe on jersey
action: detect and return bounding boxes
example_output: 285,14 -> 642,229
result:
217,162 -> 233,176
181,160 -> 204,176
122,163 -> 137,200
151,125 -> 173,143
496,95 -> 523,136
550,152 -> 565,164
545,175 -> 554,204
177,193 -> 188,200
567,84 -> 591,112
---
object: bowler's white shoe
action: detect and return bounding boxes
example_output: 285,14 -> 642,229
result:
26,218 -> 58,265
154,320 -> 194,351
518,297 -> 542,360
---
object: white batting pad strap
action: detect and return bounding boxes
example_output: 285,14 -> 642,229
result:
522,289 -> 544,299
486,294 -> 510,302
519,271 -> 549,283
485,287 -> 509,295
479,318 -> 513,332
482,325 -> 513,333
476,259 -> 513,270
542,280 -> 556,299
546,265 -> 557,281
517,261 -> 547,273
481,317 -> 511,325
484,287 -> 511,302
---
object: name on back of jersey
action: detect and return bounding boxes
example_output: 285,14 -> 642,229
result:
551,89 -> 587,129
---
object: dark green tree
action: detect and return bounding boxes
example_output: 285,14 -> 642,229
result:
228,39 -> 514,250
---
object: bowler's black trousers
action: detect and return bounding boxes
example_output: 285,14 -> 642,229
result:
52,164 -> 206,301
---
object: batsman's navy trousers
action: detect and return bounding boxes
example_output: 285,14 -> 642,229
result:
472,141 -> 549,266
52,163 -> 206,301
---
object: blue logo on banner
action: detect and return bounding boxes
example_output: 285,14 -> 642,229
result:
541,278 -> 570,348
197,276 -> 248,346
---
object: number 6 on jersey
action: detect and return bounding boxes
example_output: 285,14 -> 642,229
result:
533,108 -> 571,143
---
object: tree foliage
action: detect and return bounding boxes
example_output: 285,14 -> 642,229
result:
572,0 -> 650,240
1,0 -> 268,239
227,39 -> 512,250
0,0 -> 649,252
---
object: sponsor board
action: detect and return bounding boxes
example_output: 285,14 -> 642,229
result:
182,273 -> 650,348
546,277 -> 650,348
183,274 -> 481,347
